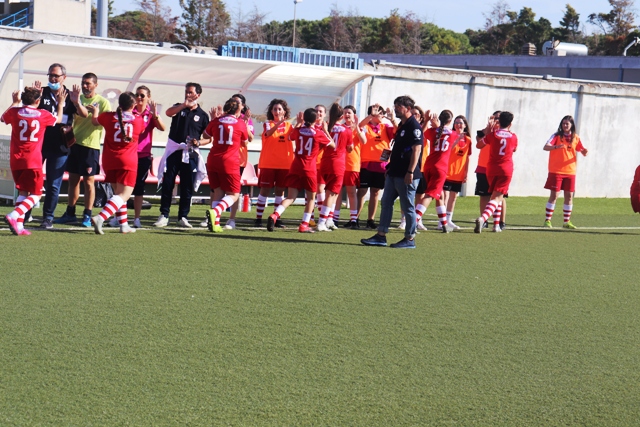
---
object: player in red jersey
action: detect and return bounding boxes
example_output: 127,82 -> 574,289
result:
631,165 -> 640,213
474,111 -> 518,233
267,108 -> 333,233
2,87 -> 64,235
88,92 -> 144,234
334,105 -> 366,228
415,110 -> 464,233
203,98 -> 249,233
313,104 -> 328,225
317,103 -> 353,231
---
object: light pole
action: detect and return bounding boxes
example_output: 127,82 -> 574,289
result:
293,0 -> 303,48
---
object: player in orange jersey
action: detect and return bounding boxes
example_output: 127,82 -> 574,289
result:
542,115 -> 588,229
440,115 -> 472,231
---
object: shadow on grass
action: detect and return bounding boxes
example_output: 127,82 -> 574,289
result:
515,228 -> 640,236
157,228 -> 364,246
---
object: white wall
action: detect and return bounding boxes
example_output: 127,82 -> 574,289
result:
32,0 -> 91,37
362,64 -> 640,197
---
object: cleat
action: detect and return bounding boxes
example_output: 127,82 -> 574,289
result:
266,214 -> 277,232
275,219 -> 286,228
309,219 -> 316,227
390,237 -> 415,249
54,212 -> 78,224
543,220 -> 552,228
345,220 -> 357,229
18,228 -> 32,236
253,218 -> 263,227
211,224 -> 223,233
474,217 -> 484,234
298,223 -> 315,233
442,222 -> 454,233
316,222 -> 330,232
492,225 -> 502,232
81,214 -> 92,227
177,217 -> 193,228
366,219 -> 377,229
133,218 -> 142,228
224,219 -> 236,230
205,210 -> 215,232
120,223 -> 136,234
153,215 -> 169,227
361,233 -> 387,246
5,215 -> 19,235
397,218 -> 406,230
92,216 -> 104,235
39,219 -> 53,229
563,221 -> 577,230
108,217 -> 118,227
326,219 -> 338,230
200,218 -> 209,228
416,219 -> 427,231
449,220 -> 460,230
499,221 -> 506,230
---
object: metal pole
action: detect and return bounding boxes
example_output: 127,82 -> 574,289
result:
96,0 -> 108,37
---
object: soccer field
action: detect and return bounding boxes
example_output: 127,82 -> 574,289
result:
1,196 -> 639,425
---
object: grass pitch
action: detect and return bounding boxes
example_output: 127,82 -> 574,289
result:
1,196 -> 639,425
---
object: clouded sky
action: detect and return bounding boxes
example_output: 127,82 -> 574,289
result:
111,0 -> 616,34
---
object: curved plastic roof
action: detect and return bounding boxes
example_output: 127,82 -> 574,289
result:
0,39 -> 371,135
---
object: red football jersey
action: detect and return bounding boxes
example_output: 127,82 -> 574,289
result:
485,129 -> 518,176
320,123 -> 352,174
423,127 -> 459,173
289,125 -> 331,174
205,115 -> 248,173
1,106 -> 56,169
98,112 -> 144,172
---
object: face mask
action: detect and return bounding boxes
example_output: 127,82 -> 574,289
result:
48,82 -> 61,91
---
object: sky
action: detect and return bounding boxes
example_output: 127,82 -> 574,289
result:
111,0 -> 614,34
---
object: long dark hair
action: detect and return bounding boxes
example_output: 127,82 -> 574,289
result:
303,108 -> 317,127
327,102 -> 343,132
117,92 -> 136,143
266,98 -> 290,121
556,115 -> 576,139
453,115 -> 470,138
436,110 -> 454,142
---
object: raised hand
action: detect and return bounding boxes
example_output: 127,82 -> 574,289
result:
149,100 -> 158,116
32,81 -> 42,93
11,90 -> 20,104
69,85 -> 81,104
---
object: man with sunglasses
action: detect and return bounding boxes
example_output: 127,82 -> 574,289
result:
35,63 -> 83,229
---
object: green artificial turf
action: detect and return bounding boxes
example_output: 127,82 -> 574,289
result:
0,197 -> 639,425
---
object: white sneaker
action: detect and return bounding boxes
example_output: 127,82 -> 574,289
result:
326,219 -> 338,230
199,217 -> 209,227
108,217 -> 118,227
120,223 -> 136,234
224,219 -> 236,230
449,220 -> 460,230
133,218 -> 142,228
397,218 -> 406,230
442,222 -> 454,233
416,219 -> 427,231
316,222 -> 330,232
492,225 -> 502,233
154,215 -> 169,227
92,215 -> 104,235
436,223 -> 443,230
177,217 -> 193,228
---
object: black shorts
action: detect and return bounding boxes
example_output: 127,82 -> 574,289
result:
66,144 -> 100,177
443,180 -> 463,193
133,156 -> 152,196
416,177 -> 426,194
475,173 -> 508,197
359,168 -> 385,189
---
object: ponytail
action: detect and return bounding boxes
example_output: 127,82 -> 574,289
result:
117,107 -> 131,143
327,102 -> 343,132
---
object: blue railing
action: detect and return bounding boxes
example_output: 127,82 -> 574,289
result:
0,4 -> 32,28
219,41 -> 363,70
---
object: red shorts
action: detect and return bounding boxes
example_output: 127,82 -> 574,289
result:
105,169 -> 137,187
285,171 -> 316,193
343,171 -> 360,187
487,174 -> 512,195
13,169 -> 43,195
544,173 -> 576,192
322,173 -> 344,194
631,191 -> 640,213
259,168 -> 288,188
208,169 -> 241,193
423,167 -> 447,199
317,168 -> 325,186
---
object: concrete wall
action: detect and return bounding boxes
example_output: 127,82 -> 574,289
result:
31,0 -> 91,37
361,63 -> 640,197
